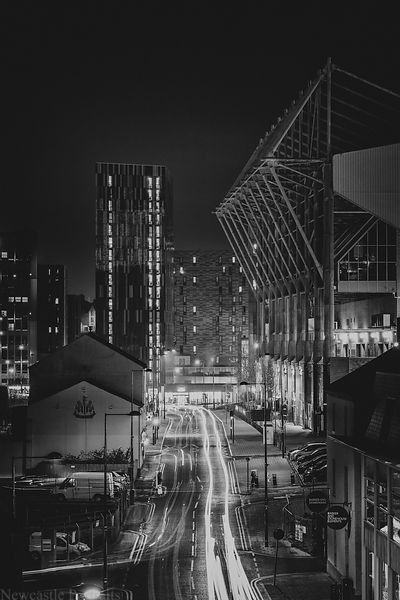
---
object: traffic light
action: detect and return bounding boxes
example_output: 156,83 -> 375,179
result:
281,404 -> 288,419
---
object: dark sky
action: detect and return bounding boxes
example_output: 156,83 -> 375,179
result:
3,2 -> 400,298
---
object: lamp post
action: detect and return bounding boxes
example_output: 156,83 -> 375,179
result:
5,359 -> 10,390
103,410 -> 140,590
18,344 -> 24,393
240,379 -> 269,547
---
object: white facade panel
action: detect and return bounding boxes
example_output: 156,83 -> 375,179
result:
333,144 -> 400,229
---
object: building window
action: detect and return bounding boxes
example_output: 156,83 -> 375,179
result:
365,477 -> 374,525
193,345 -> 197,354
193,276 -> 197,285
55,298 -> 59,304
193,306 -> 197,314
192,256 -> 196,264
193,325 -> 196,334
1,252 -> 7,258
232,256 -> 235,263
22,297 -> 28,303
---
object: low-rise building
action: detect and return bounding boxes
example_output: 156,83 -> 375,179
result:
326,347 -> 400,599
26,333 -> 148,477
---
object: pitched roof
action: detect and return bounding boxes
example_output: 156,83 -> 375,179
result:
29,333 -> 147,404
327,347 -> 400,399
328,348 -> 400,458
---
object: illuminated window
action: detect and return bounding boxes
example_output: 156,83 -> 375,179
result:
55,298 -> 59,305
232,257 -> 235,263
193,306 -> 197,314
193,345 -> 197,354
1,252 -> 7,258
192,256 -> 196,264
193,325 -> 197,333
239,286 -> 242,293
9,323 -> 14,331
193,276 -> 197,285
15,297 -> 21,303
22,297 -> 28,303
48,326 -> 51,333
222,266 -> 226,273
108,175 -> 112,186
55,326 -> 59,333
180,266 -> 184,274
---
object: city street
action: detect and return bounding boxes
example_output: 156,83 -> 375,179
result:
23,406 -> 258,599
21,406 -> 334,600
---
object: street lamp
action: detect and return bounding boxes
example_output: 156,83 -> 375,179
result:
103,410 -> 140,590
5,359 -> 10,389
18,345 -> 24,393
240,379 -> 269,547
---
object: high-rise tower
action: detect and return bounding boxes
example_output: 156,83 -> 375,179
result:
95,163 -> 174,412
0,230 -> 37,403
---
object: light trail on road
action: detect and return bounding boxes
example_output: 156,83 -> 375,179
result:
200,408 -> 258,600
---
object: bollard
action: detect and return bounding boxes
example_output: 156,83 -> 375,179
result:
272,473 -> 277,486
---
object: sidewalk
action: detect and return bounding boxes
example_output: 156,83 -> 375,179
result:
135,415 -> 170,496
213,409 -> 334,600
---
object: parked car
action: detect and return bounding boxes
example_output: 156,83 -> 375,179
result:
297,446 -> 327,466
297,451 -> 327,474
303,463 -> 327,483
298,454 -> 327,475
29,531 -> 90,562
111,471 -> 129,489
289,442 -> 326,462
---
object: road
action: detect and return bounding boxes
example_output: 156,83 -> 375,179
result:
24,406 -> 258,600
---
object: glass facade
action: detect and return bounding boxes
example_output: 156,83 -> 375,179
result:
95,163 -> 174,413
338,222 -> 397,283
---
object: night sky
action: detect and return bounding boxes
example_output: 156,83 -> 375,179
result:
3,2 -> 399,298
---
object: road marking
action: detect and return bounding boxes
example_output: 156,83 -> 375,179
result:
192,532 -> 195,542
191,559 -> 194,571
192,522 -> 195,531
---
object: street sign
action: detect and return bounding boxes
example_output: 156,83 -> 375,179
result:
327,505 -> 349,530
273,528 -> 284,540
306,490 -> 329,513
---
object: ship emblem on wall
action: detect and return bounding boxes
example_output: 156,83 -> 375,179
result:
74,390 -> 96,419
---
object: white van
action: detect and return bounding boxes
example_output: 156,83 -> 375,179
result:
53,472 -> 114,502
29,531 -> 90,561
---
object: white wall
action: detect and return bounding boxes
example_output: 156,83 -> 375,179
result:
27,381 -> 141,468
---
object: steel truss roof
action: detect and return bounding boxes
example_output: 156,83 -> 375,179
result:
216,59 -> 400,298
